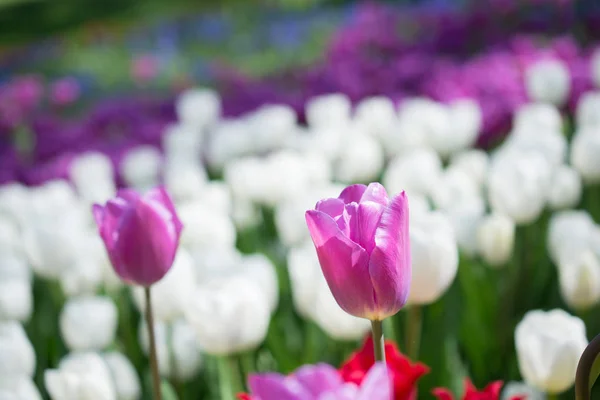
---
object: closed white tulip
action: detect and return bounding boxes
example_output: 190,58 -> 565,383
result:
188,246 -> 241,284
525,59 -> 571,106
0,253 -> 32,322
0,376 -> 42,400
513,103 -> 563,134
120,146 -> 162,192
383,148 -> 442,198
0,322 -> 35,377
238,254 -> 279,313
230,196 -> 262,230
206,120 -> 253,169
444,196 -> 486,256
102,352 -> 141,400
162,124 -> 203,166
353,96 -> 397,140
499,128 -> 567,170
69,152 -> 116,205
305,93 -> 351,129
429,99 -> 481,157
571,127 -> 600,183
334,129 -> 384,183
547,210 -> 600,267
558,250 -> 600,310
408,211 -> 459,305
45,352 -> 117,400
176,88 -> 221,128
0,215 -> 21,253
59,296 -> 117,352
546,165 -> 582,210
0,183 -> 29,229
163,161 -> 208,202
60,233 -> 106,297
576,91 -> 600,129
178,201 -> 236,250
477,214 -> 515,267
246,104 -> 296,153
515,309 -> 587,394
449,149 -> 489,190
431,167 -> 480,211
185,277 -> 271,355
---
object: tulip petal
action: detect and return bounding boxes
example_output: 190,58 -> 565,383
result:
319,383 -> 359,400
115,189 -> 140,203
339,184 -> 367,204
145,186 -> 184,237
306,210 -> 376,318
249,374 -> 309,400
345,202 -> 385,254
369,192 -> 410,319
360,183 -> 389,207
294,364 -> 343,396
356,363 -> 392,400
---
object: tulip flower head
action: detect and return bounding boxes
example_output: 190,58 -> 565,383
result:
305,183 -> 410,321
93,186 -> 183,287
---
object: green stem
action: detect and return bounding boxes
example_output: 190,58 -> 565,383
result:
240,352 -> 255,387
371,320 -> 385,363
217,357 -> 237,400
144,286 -> 162,400
405,306 -> 422,360
547,394 -> 559,400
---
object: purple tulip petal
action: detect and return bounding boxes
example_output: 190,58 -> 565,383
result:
360,183 -> 389,207
115,188 -> 140,203
316,198 -> 345,218
294,364 -> 343,396
345,202 -> 386,254
338,184 -> 367,204
356,363 -> 392,400
249,374 -> 309,400
305,210 -> 376,318
368,191 -> 410,319
320,383 -> 359,400
146,186 -> 184,237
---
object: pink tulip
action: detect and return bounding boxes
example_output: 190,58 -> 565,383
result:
305,183 -> 410,321
93,186 -> 183,286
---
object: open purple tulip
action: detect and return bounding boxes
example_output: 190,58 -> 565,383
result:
93,186 -> 183,286
246,362 -> 391,400
305,183 -> 410,321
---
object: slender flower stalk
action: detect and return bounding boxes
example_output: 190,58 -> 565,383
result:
371,320 -> 385,363
145,287 -> 162,400
406,305 -> 423,360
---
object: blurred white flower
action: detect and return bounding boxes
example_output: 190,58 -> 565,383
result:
60,233 -> 107,297
188,245 -> 241,283
0,253 -> 32,322
576,91 -> 600,129
102,352 -> 141,400
501,381 -> 546,400
246,104 -> 297,153
69,152 -> 116,205
178,200 -> 236,250
546,165 -> 582,210
59,296 -> 117,352
287,242 -> 370,340
163,161 -> 208,202
334,129 -> 384,183
120,146 -> 162,192
548,210 -> 600,267
515,309 -> 587,394
353,96 -> 397,140
238,254 -> 279,313
513,103 -> 563,134
0,215 -> 21,254
525,59 -> 571,106
477,214 -> 515,267
444,196 -> 486,256
305,93 -> 351,129
408,211 -> 458,305
300,126 -> 344,161
0,322 -> 35,377
449,149 -> 489,190
429,99 -> 481,157
195,182 -> 232,216
162,124 -> 203,166
0,183 -> 29,228
206,120 -> 253,169
0,376 -> 42,400
185,277 -> 271,355
571,127 -> 600,184
45,352 -> 116,400
383,148 -> 442,198
499,127 -> 566,170
139,319 -> 202,381
430,167 -> 480,211
558,250 -> 600,310
176,88 -> 221,128
231,196 -> 262,230
132,250 -> 200,322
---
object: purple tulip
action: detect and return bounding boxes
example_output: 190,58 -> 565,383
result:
247,362 -> 391,400
305,183 -> 410,321
93,186 -> 183,286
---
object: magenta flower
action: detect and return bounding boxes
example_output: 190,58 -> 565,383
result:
305,183 -> 410,321
93,186 -> 183,286
245,362 -> 391,400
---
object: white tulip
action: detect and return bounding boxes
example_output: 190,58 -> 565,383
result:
230,196 -> 262,230
515,309 -> 587,394
546,165 -> 582,210
120,146 -> 162,192
353,96 -> 397,140
206,120 -> 253,169
60,233 -> 106,297
429,99 -> 481,157
238,254 -> 279,313
163,161 -> 208,202
0,183 -> 29,228
0,322 -> 35,377
102,352 -> 141,400
571,127 -> 600,183
176,88 -> 221,128
59,296 -> 117,352
0,215 -> 20,253
69,152 -> 116,205
185,277 -> 271,355
0,376 -> 41,400
513,103 -> 563,134
547,210 -> 600,267
449,149 -> 489,190
558,250 -> 600,310
194,182 -> 232,216
408,211 -> 458,305
132,250 -> 197,322
0,254 -> 32,322
334,129 -> 384,183
444,196 -> 486,256
162,124 -> 203,165
576,91 -> 600,129
501,381 -> 546,400
477,214 -> 515,267
45,352 -> 117,400
178,201 -> 236,249
525,59 -> 571,106
305,93 -> 351,129
383,148 -> 442,198
188,246 -> 241,283
303,126 -> 344,161
246,104 -> 296,153
139,319 -> 202,380
499,127 -> 567,170
430,167 -> 480,211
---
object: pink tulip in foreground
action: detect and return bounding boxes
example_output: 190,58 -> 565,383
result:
93,186 -> 183,287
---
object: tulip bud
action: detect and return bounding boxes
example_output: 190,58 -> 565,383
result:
525,59 -> 571,106
60,233 -> 105,297
305,93 -> 351,129
163,161 -> 208,204
162,124 -> 204,167
570,127 -> 600,184
354,96 -> 397,140
59,295 -> 118,352
45,352 -> 117,400
69,152 -> 116,205
408,211 -> 458,305
431,167 -> 480,211
246,104 -> 296,153
547,210 -> 599,267
444,196 -> 486,256
576,91 -> 600,129
546,165 -> 582,210
120,146 -> 162,192
178,200 -> 236,250
477,214 -> 515,267
515,309 -> 587,394
131,250 -> 196,322
499,127 -> 567,170
93,186 -> 183,286
305,183 -> 410,320
558,250 -> 600,310
395,98 -> 449,157
0,253 -> 32,322
449,150 -> 489,190
513,103 -> 563,134
185,278 -> 271,355
0,376 -> 42,400
501,381 -> 545,400
383,148 -> 442,199
238,254 -> 279,313
102,352 -> 141,400
176,88 -> 221,128
334,129 -> 384,183
206,120 -> 253,169
0,322 -> 35,377
429,99 -> 481,157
